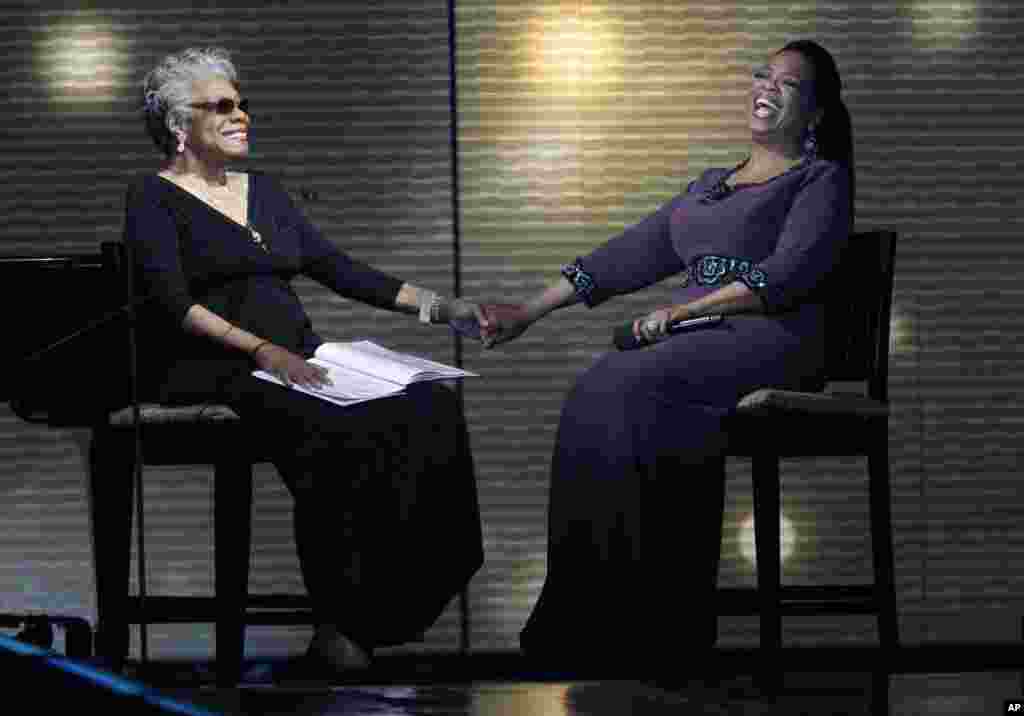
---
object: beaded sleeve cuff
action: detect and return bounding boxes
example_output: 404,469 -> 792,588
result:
737,268 -> 768,291
560,259 -> 597,307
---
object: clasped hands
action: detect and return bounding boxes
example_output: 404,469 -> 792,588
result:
473,302 -> 692,349
254,298 -> 690,390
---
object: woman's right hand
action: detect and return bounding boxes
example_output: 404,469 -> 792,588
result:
480,303 -> 535,349
252,343 -> 331,390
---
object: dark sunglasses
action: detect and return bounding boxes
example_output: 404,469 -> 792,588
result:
189,97 -> 250,115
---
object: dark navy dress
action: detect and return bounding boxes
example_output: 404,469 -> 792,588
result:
520,159 -> 851,658
123,173 -> 483,649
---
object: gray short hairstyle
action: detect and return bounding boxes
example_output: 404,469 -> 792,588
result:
141,47 -> 239,158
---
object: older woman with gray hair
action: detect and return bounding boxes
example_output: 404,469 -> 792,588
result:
125,46 -> 485,673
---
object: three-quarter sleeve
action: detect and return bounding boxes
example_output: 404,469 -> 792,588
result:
122,184 -> 195,328
745,161 -> 851,313
298,220 -> 404,310
573,194 -> 687,307
265,179 -> 404,310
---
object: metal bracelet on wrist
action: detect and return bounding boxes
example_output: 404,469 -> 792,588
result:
418,290 -> 438,324
427,294 -> 444,324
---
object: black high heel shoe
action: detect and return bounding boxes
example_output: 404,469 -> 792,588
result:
305,626 -> 372,674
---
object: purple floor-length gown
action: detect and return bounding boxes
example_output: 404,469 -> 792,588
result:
520,158 -> 851,660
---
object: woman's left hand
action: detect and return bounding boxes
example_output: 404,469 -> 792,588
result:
633,304 -> 692,343
253,342 -> 331,389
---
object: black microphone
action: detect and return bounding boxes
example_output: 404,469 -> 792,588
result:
613,314 -> 723,350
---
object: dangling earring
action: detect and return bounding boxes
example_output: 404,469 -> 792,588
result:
803,125 -> 819,161
176,133 -> 185,154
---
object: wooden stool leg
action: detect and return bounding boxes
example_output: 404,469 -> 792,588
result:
868,436 -> 898,649
215,462 -> 254,687
871,667 -> 890,716
752,453 -> 782,693
88,428 -> 134,669
868,432 -> 896,716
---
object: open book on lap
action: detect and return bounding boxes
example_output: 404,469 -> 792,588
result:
253,340 -> 478,408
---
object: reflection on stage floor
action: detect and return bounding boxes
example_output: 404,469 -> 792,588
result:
160,672 -> 1021,716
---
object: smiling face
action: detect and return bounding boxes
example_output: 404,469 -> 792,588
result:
182,76 -> 250,163
749,50 -> 820,148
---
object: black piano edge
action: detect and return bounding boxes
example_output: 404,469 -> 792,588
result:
2,249 -> 131,418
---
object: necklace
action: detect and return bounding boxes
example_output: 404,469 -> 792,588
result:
176,173 -> 269,253
699,155 -> 808,204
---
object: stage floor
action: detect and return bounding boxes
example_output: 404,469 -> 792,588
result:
153,670 -> 1021,715
86,645 -> 1024,715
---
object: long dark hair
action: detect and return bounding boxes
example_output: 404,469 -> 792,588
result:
779,39 -> 855,224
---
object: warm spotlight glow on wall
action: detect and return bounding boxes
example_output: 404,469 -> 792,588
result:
889,304 -> 915,356
481,2 -> 628,222
522,2 -> 624,99
472,683 -> 569,716
739,511 -> 796,567
493,129 -> 585,219
35,17 -> 131,101
909,0 -> 980,44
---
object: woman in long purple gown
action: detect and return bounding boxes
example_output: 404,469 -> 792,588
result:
482,40 -> 856,662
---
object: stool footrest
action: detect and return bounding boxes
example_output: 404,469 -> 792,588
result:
122,596 -> 314,624
245,594 -> 315,609
234,610 -> 318,625
717,585 -> 884,615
